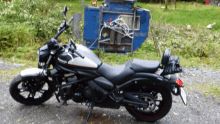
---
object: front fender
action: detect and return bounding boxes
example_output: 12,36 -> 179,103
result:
19,68 -> 56,93
21,68 -> 46,78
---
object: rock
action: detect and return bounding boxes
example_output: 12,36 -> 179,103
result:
102,113 -> 106,117
187,25 -> 191,30
0,106 -> 5,110
206,22 -> 216,29
56,114 -> 61,120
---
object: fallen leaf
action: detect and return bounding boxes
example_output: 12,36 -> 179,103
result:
173,112 -> 178,115
17,119 -> 21,122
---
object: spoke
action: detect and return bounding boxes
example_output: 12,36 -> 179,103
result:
152,91 -> 158,97
39,89 -> 48,93
27,92 -> 31,98
155,101 -> 162,107
156,104 -> 160,107
18,88 -> 28,92
154,100 -> 162,102
37,91 -> 44,94
40,89 -> 48,91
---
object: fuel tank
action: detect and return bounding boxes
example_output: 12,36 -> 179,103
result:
55,44 -> 102,70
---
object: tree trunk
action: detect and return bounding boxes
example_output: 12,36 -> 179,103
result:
165,0 -> 168,10
175,0 -> 177,10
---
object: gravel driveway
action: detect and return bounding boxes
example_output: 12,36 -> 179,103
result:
0,59 -> 220,124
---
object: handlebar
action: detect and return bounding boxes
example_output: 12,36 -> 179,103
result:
67,17 -> 74,25
54,16 -> 74,39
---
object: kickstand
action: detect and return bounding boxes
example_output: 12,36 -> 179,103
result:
85,102 -> 94,123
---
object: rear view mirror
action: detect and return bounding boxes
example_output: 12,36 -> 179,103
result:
62,5 -> 68,20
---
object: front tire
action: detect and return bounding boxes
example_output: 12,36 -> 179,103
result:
125,86 -> 172,122
9,74 -> 54,105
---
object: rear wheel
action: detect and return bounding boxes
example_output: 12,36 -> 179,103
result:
9,74 -> 54,105
125,86 -> 172,122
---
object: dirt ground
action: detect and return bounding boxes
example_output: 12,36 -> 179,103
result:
0,59 -> 220,124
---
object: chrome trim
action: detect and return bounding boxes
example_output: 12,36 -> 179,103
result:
164,74 -> 171,79
21,68 -> 44,77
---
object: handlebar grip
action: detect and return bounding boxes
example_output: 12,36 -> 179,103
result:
67,17 -> 74,25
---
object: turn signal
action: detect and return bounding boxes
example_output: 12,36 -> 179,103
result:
176,78 -> 183,86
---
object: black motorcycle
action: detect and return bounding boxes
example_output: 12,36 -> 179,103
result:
9,6 -> 187,122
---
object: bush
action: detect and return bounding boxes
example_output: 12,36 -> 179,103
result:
196,0 -> 206,4
150,22 -> 220,58
0,0 -> 71,50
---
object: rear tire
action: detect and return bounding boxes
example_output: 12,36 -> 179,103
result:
9,74 -> 54,105
125,86 -> 172,122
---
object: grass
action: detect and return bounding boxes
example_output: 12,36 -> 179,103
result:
0,58 -> 37,82
185,82 -> 220,99
0,0 -> 220,70
136,2 -> 220,31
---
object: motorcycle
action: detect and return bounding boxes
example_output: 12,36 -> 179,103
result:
9,6 -> 187,123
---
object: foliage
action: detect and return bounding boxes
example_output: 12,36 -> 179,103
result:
0,0 -> 72,60
0,0 -> 220,69
136,2 -> 220,31
196,0 -> 206,4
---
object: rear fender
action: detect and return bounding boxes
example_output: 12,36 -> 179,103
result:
116,73 -> 179,95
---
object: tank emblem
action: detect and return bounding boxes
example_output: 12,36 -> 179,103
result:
58,57 -> 67,64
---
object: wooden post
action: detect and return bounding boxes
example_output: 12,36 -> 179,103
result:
175,0 -> 177,10
165,0 -> 168,10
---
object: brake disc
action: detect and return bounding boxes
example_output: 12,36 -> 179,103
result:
139,93 -> 156,112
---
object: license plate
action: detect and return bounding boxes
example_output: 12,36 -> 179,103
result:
180,87 -> 187,105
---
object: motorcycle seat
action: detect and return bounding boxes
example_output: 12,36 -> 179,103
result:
97,61 -> 135,84
97,59 -> 160,84
131,59 -> 160,73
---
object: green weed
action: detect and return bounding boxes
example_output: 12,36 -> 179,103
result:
185,83 -> 220,99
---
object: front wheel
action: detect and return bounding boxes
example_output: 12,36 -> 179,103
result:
9,74 -> 54,105
125,86 -> 172,122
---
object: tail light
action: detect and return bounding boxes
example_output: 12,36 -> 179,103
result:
176,78 -> 183,86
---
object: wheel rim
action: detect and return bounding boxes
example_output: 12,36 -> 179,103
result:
130,86 -> 166,118
14,79 -> 51,104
